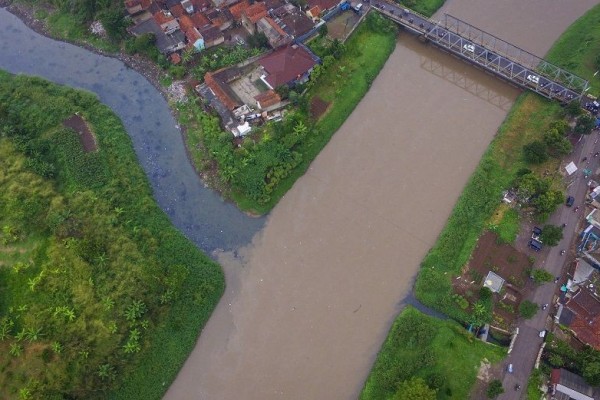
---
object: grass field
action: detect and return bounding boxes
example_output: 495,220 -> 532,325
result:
360,307 -> 505,399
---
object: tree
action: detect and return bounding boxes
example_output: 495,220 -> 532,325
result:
583,360 -> 600,386
566,100 -> 583,117
392,377 -> 437,400
575,114 -> 596,135
549,119 -> 570,135
539,224 -> 563,246
319,23 -> 328,38
519,300 -> 538,319
486,379 -> 504,398
531,189 -> 564,221
523,140 -> 549,164
247,32 -> 269,49
530,268 -> 554,284
98,9 -> 127,41
543,128 -> 572,155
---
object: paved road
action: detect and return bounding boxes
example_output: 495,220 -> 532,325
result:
369,1 -> 586,103
500,132 -> 600,398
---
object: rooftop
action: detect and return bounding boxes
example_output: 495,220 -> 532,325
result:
258,44 -> 318,88
243,2 -> 268,23
564,288 -> 600,349
229,0 -> 250,20
306,0 -> 339,11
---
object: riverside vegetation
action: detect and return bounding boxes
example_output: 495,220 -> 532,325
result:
0,72 -> 223,399
363,3 -> 600,398
183,12 -> 398,213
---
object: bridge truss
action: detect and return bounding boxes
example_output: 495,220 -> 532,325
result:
419,14 -> 590,101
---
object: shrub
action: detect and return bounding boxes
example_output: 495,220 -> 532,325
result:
486,379 -> 504,398
519,300 -> 538,319
523,140 -> 549,164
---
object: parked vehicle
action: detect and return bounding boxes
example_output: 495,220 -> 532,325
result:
528,239 -> 543,251
566,196 -> 575,207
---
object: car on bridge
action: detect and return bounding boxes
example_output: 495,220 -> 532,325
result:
463,43 -> 475,53
527,74 -> 540,84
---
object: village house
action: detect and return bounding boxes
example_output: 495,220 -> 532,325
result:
125,0 -> 154,22
199,25 -> 226,48
270,3 -> 315,38
129,17 -> 186,54
242,2 -> 268,34
258,44 -> 319,89
305,0 -> 339,15
190,0 -> 212,12
256,16 -> 291,48
558,283 -> 600,350
254,90 -> 282,110
550,368 -> 600,400
206,8 -> 234,31
228,0 -> 250,22
153,9 -> 180,34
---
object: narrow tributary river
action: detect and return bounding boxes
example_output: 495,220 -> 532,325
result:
1,1 -> 597,398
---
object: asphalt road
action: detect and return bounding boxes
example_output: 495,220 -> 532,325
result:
499,132 -> 600,398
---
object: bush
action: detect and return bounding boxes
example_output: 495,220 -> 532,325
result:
575,114 -> 596,135
486,379 -> 504,398
523,140 -> 549,164
519,300 -> 539,319
530,268 -> 554,284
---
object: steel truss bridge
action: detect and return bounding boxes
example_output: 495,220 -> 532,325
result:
373,5 -> 590,102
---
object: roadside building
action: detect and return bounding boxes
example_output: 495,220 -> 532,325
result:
550,368 -> 600,400
306,0 -> 339,14
258,44 -> 319,89
559,286 -> 600,350
191,0 -> 212,12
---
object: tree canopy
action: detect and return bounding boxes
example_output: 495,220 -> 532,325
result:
539,224 -> 564,246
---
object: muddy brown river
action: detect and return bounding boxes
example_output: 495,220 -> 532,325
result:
165,1 -> 598,398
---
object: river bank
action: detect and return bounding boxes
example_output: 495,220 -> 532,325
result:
0,1 -> 172,107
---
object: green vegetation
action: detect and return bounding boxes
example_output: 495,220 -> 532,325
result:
529,268 -> 554,284
0,72 -> 223,399
182,13 -> 397,214
414,3 -> 600,320
539,224 -> 563,246
526,369 -> 544,400
519,300 -> 539,319
486,379 -> 504,398
545,333 -> 600,385
360,307 -> 504,400
396,0 -> 446,17
488,206 -> 520,243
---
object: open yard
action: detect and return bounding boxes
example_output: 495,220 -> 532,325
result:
360,307 -> 505,400
453,231 -> 535,329
326,10 -> 361,41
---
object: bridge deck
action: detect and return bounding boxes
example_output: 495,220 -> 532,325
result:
371,4 -> 589,102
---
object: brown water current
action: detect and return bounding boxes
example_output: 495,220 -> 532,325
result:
165,1 -> 597,398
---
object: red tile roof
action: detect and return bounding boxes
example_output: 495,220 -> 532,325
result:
229,0 -> 250,21
308,5 -> 321,16
258,44 -> 317,88
169,3 -> 185,17
306,0 -> 339,11
205,70 -> 240,110
243,2 -> 267,24
185,27 -> 201,43
191,12 -> 210,28
264,16 -> 287,36
565,289 -> 600,349
154,10 -> 175,26
190,0 -> 211,10
179,14 -> 195,31
254,90 -> 281,109
170,53 -> 182,64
